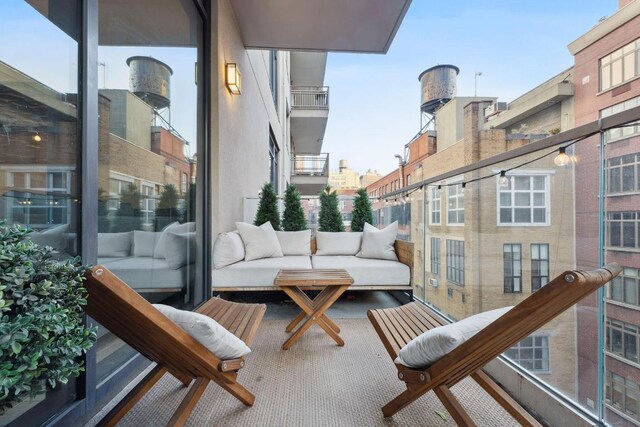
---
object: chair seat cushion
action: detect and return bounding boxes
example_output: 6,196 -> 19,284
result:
395,306 -> 513,368
212,256 -> 312,287
311,255 -> 409,286
153,304 -> 251,360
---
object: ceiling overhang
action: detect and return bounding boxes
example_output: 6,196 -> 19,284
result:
229,0 -> 412,53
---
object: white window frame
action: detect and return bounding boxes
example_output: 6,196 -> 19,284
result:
429,185 -> 441,225
495,169 -> 554,227
446,177 -> 464,226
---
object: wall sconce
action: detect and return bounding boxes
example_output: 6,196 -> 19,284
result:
225,63 -> 241,95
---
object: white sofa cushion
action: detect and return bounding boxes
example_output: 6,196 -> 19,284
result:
395,306 -> 513,368
236,222 -> 283,261
153,221 -> 179,259
98,257 -> 193,290
212,256 -> 312,287
213,231 -> 245,269
315,232 -> 362,256
153,304 -> 250,360
164,231 -> 197,269
276,230 -> 311,256
133,231 -> 160,257
30,223 -> 69,251
311,255 -> 409,286
357,222 -> 398,261
97,232 -> 132,257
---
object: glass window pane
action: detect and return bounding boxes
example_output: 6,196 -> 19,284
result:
515,193 -> 530,206
514,176 -> 529,190
500,208 -> 512,223
533,193 -> 545,206
500,193 -> 511,206
533,208 -> 546,223
514,208 -> 531,223
533,176 -> 545,190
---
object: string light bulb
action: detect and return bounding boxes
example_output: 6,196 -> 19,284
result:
554,146 -> 571,166
32,132 -> 41,143
498,171 -> 510,188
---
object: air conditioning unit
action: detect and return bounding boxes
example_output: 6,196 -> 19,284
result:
484,101 -> 508,117
429,278 -> 439,287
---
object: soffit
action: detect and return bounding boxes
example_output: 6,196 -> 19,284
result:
229,0 -> 412,53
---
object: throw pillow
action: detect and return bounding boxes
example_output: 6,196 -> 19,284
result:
133,230 -> 160,257
395,306 -> 513,368
356,221 -> 399,261
276,230 -> 311,256
213,230 -> 246,269
153,304 -> 251,360
153,221 -> 179,259
164,231 -> 197,269
97,231 -> 132,257
315,232 -> 362,256
235,222 -> 283,261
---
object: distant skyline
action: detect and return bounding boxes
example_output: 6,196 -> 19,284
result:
322,0 -> 618,177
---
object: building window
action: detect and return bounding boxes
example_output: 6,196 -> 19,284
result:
607,153 -> 640,194
600,38 -> 640,92
607,211 -> 639,249
503,244 -> 522,293
269,130 -> 279,190
269,50 -> 278,107
181,172 -> 188,194
606,371 -> 640,421
607,266 -> 640,306
498,174 -> 549,225
606,318 -> 639,364
446,239 -> 464,286
601,96 -> 640,141
430,186 -> 441,225
140,183 -> 156,228
430,237 -> 441,275
531,243 -> 549,292
447,288 -> 454,299
504,335 -> 549,372
447,182 -> 464,224
108,175 -> 134,211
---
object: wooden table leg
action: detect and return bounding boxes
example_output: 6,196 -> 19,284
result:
285,311 -> 307,333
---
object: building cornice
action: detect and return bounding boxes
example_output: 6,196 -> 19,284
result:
568,1 -> 640,55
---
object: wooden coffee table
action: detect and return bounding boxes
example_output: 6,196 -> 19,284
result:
274,269 -> 354,350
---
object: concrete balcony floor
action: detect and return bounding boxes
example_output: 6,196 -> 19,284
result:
86,292 -> 529,426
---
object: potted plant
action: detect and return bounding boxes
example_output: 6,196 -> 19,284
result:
0,222 -> 97,413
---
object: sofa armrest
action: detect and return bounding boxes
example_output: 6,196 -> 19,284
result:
394,239 -> 413,270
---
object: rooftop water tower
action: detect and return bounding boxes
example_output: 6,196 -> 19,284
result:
417,64 -> 459,130
126,56 -> 173,109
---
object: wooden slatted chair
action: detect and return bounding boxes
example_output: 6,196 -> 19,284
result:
368,263 -> 621,426
84,265 -> 266,427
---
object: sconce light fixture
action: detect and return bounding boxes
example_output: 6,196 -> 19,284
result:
225,63 -> 241,95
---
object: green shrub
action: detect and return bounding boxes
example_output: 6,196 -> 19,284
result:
254,182 -> 281,230
282,184 -> 307,231
350,188 -> 373,232
318,185 -> 344,232
0,222 -> 97,413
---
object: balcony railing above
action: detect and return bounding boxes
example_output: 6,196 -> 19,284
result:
291,86 -> 329,110
291,153 -> 329,177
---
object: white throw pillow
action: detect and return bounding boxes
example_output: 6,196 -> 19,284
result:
164,231 -> 197,269
153,221 -> 179,259
395,306 -> 513,368
236,222 -> 283,261
153,304 -> 251,360
357,221 -> 399,261
97,232 -> 132,257
315,232 -> 362,256
213,231 -> 246,269
133,231 -> 160,257
276,230 -> 311,256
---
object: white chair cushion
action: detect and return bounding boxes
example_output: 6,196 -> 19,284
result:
153,304 -> 250,360
236,222 -> 283,261
357,221 -> 398,261
315,232 -> 362,256
97,232 -> 132,257
133,231 -> 160,257
153,221 -> 179,259
276,230 -> 311,256
213,230 -> 246,269
395,306 -> 513,368
164,231 -> 197,269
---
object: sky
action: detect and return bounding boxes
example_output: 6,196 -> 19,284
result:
322,0 -> 619,176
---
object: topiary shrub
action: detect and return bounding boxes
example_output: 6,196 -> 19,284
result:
318,185 -> 344,232
282,184 -> 307,231
254,182 -> 281,230
350,188 -> 374,232
0,222 -> 97,414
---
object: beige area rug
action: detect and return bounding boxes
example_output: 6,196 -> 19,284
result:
93,319 -> 522,427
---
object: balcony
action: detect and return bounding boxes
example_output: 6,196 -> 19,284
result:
290,153 -> 329,196
290,86 -> 329,154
